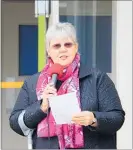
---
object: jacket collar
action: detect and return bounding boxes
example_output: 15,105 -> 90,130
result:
79,62 -> 93,79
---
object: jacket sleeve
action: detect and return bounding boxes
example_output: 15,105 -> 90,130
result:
9,79 -> 47,136
89,72 -> 125,134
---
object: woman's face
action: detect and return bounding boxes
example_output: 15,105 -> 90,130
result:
48,37 -> 78,66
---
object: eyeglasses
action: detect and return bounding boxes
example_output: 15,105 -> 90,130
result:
51,42 -> 75,50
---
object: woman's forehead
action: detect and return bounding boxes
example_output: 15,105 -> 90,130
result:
50,37 -> 73,44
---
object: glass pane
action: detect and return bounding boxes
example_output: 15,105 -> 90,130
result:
59,0 -> 112,72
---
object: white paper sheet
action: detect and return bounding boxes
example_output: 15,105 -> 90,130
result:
49,92 -> 81,124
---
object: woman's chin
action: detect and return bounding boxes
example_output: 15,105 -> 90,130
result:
57,60 -> 71,67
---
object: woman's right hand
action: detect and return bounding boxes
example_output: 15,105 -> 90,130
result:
40,82 -> 57,113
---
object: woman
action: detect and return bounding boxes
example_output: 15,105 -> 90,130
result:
9,22 -> 125,149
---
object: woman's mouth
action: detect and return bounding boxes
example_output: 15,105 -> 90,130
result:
60,56 -> 68,60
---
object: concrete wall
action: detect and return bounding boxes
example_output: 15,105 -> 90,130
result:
2,1 -> 37,80
114,1 -> 132,149
1,1 -> 37,149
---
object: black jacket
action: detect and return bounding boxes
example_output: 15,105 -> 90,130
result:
9,67 -> 125,149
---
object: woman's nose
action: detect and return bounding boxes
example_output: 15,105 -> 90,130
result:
59,45 -> 67,52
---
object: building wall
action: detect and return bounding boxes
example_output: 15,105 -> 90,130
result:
1,2 -> 37,149
1,1 -> 121,149
114,1 -> 132,149
2,1 -> 37,80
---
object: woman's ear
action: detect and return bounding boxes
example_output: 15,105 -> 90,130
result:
46,51 -> 50,58
75,43 -> 78,53
47,51 -> 50,57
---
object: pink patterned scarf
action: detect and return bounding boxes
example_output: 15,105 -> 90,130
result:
36,54 -> 84,149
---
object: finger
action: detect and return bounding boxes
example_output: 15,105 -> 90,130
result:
48,82 -> 55,87
44,83 -> 54,90
46,84 -> 57,91
44,89 -> 57,96
71,119 -> 80,124
48,86 -> 57,91
44,87 -> 57,94
72,119 -> 85,124
44,89 -> 57,95
48,93 -> 57,97
79,120 -> 89,126
72,116 -> 86,121
72,117 -> 91,124
46,93 -> 57,99
72,120 -> 84,126
47,90 -> 57,95
73,113 -> 86,117
73,120 -> 88,126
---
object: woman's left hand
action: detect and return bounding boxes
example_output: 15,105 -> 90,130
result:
72,111 -> 95,126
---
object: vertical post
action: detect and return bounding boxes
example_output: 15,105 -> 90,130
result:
38,16 -> 46,71
115,1 -> 132,149
50,0 -> 59,24
35,0 -> 51,71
